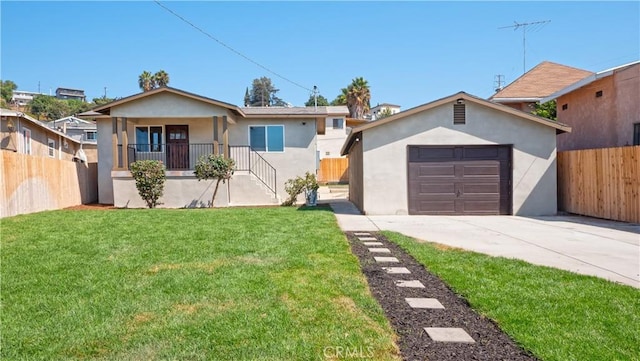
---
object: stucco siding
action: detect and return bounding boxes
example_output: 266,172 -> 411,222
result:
348,136 -> 364,211
360,102 -> 558,216
230,118 -> 316,201
318,118 -> 348,159
557,63 -> 640,150
111,92 -> 232,118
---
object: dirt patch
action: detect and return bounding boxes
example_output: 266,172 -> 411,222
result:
431,243 -> 464,251
346,232 -> 538,361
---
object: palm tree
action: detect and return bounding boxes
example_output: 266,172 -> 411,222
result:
138,71 -> 156,92
346,77 -> 371,119
154,70 -> 170,88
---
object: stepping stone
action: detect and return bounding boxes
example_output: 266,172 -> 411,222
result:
363,242 -> 384,246
424,327 -> 475,343
394,280 -> 425,288
358,237 -> 377,241
374,257 -> 399,263
405,298 -> 445,309
381,267 -> 411,274
368,248 -> 391,253
354,232 -> 371,236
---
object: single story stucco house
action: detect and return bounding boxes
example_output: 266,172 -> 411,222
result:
81,87 -> 347,208
341,92 -> 571,216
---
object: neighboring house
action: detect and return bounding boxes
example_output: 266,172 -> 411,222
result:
489,61 -> 593,112
540,60 -> 640,151
1,108 -> 96,162
55,87 -> 86,102
81,87 -> 345,208
341,92 -> 570,216
316,107 -> 350,159
49,116 -> 98,144
11,90 -> 45,108
369,103 -> 401,121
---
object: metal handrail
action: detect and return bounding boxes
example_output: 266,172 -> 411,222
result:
228,145 -> 277,197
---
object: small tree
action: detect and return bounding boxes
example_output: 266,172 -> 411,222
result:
129,160 -> 166,208
282,172 -> 319,206
194,154 -> 235,207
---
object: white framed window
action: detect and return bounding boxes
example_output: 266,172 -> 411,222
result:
135,126 -> 163,152
47,138 -> 56,158
85,131 -> 97,141
23,128 -> 32,155
332,118 -> 344,129
249,125 -> 284,152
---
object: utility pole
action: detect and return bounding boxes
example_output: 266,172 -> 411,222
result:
499,20 -> 551,74
104,87 -> 107,98
312,85 -> 318,111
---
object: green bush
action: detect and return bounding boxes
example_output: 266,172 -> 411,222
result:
194,154 -> 235,207
282,172 -> 319,206
129,160 -> 166,208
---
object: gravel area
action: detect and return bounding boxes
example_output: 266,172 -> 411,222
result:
347,231 -> 539,361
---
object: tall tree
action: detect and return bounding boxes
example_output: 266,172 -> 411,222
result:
330,88 -> 348,106
154,70 -> 170,87
244,87 -> 250,106
1,80 -> 17,105
304,94 -> 329,107
345,77 -> 371,119
248,77 -> 284,107
138,71 -> 156,92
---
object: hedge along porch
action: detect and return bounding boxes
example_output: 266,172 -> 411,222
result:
341,92 -> 571,216
84,87 -> 347,208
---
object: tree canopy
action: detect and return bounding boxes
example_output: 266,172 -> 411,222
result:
304,94 -> 329,107
532,100 -> 557,121
138,70 -> 170,92
336,77 -> 371,119
1,80 -> 17,106
247,77 -> 286,107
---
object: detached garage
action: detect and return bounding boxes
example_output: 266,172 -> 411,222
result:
341,92 -> 571,216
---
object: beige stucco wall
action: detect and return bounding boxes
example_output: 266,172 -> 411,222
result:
97,119 -> 114,204
111,92 -> 233,118
359,101 -> 558,216
557,64 -> 640,151
317,116 -> 348,159
112,171 -> 229,208
348,138 -> 364,211
229,118 -> 317,201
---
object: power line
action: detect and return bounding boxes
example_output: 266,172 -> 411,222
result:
153,1 -> 313,93
499,20 -> 551,74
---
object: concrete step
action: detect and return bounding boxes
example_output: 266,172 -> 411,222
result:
228,173 -> 279,206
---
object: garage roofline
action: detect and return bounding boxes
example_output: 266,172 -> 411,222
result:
341,91 -> 571,156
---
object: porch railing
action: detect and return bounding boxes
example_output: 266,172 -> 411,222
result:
125,143 -> 277,198
229,145 -> 277,197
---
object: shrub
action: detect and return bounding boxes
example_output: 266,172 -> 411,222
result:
282,172 -> 319,206
129,160 -> 166,208
194,154 -> 235,207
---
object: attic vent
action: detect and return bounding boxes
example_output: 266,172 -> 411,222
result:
453,102 -> 466,124
595,90 -> 603,98
562,103 -> 568,111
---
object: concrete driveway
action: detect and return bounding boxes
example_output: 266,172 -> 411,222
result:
328,200 -> 640,288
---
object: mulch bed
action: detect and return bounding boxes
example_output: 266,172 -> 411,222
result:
346,232 -> 538,361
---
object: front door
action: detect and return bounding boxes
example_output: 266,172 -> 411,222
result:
166,125 -> 189,169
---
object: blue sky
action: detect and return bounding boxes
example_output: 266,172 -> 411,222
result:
1,1 -> 638,109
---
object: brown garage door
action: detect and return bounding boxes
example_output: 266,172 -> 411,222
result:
408,145 -> 511,215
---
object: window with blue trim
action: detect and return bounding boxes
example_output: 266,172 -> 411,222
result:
249,125 -> 284,152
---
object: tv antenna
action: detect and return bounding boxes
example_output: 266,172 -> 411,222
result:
499,20 -> 551,74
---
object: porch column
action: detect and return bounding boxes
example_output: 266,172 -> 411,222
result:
213,116 -> 219,155
222,115 -> 229,158
112,117 -> 121,169
121,117 -> 129,169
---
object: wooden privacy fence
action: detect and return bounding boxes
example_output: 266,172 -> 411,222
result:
318,158 -> 349,183
0,151 -> 98,218
557,146 -> 639,223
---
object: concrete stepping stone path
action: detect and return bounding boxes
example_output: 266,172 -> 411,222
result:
357,237 -> 378,241
405,298 -> 445,309
354,232 -> 371,236
368,248 -> 391,253
381,267 -> 411,274
374,256 -> 399,263
394,280 -> 425,288
424,327 -> 475,343
363,242 -> 384,246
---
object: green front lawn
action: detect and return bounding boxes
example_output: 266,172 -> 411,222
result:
1,208 -> 400,360
384,231 -> 640,361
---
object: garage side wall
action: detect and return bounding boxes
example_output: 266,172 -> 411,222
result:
348,136 -> 364,212
361,102 -> 558,216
